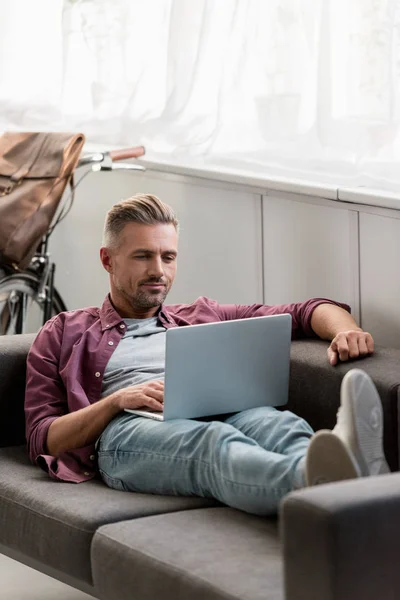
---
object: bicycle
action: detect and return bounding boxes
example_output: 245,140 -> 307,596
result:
0,146 -> 146,335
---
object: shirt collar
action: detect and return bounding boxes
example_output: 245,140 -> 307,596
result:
99,295 -> 125,331
99,295 -> 175,331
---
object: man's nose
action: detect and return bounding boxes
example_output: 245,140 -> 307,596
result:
148,257 -> 164,278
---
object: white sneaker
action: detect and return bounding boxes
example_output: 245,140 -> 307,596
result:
306,369 -> 389,486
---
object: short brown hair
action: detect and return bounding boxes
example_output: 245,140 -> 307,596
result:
103,193 -> 179,248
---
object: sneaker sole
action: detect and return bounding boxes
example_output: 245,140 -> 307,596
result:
306,430 -> 361,486
341,369 -> 389,476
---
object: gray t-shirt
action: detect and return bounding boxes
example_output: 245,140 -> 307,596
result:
101,317 -> 166,398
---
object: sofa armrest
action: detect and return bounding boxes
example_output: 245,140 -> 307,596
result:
0,333 -> 35,447
281,473 -> 400,600
288,340 -> 400,470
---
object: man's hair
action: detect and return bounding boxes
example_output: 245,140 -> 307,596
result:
102,193 -> 179,248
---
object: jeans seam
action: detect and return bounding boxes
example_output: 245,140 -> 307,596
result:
98,450 -> 293,495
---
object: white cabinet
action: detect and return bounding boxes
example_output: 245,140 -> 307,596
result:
359,212 -> 400,348
262,195 -> 360,320
50,170 -> 263,310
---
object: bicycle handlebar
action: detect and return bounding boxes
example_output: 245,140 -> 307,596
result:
77,144 -> 146,172
108,146 -> 145,161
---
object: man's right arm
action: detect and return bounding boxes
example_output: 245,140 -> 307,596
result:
25,318 -> 164,461
46,392 -> 120,457
46,380 -> 164,457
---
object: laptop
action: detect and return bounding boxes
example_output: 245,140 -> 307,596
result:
124,313 -> 292,421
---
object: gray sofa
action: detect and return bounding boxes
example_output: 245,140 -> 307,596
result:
1,334 -> 400,600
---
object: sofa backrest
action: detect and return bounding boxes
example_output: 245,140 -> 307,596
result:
1,334 -> 400,470
0,334 -> 35,447
288,340 -> 400,472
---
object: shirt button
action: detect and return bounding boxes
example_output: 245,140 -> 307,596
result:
90,455 -> 95,461
95,372 -> 101,378
120,323 -> 125,329
108,341 -> 114,346
83,471 -> 90,476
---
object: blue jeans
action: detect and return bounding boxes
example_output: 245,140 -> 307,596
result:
97,407 -> 313,516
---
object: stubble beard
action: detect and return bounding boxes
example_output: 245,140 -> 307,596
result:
117,281 -> 170,310
132,287 -> 169,309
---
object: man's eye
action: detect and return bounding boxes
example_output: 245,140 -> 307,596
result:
163,255 -> 175,262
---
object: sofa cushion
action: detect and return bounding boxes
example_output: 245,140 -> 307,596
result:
92,507 -> 283,600
288,341 -> 400,471
0,446 -> 218,584
0,333 -> 35,447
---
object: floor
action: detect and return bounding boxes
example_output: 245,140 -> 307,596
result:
0,554 -> 93,600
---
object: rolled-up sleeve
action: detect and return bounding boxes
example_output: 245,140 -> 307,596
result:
25,317 -> 67,464
218,297 -> 351,339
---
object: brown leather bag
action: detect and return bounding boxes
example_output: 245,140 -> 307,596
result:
0,131 -> 85,270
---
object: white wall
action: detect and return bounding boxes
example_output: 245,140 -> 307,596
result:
50,166 -> 400,349
359,212 -> 400,347
262,194 -> 359,321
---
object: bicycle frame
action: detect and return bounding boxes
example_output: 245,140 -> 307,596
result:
30,234 -> 55,324
0,144 -> 146,335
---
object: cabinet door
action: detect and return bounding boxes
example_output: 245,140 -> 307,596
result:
50,170 -> 263,309
359,212 -> 400,348
262,195 -> 360,320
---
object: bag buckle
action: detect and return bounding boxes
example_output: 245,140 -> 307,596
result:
0,179 -> 22,196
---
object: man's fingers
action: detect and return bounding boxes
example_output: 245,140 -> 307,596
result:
144,396 -> 164,412
328,331 -> 375,365
335,336 -> 349,362
327,346 -> 338,365
347,332 -> 361,358
365,333 -> 374,354
357,336 -> 369,356
148,380 -> 164,390
147,388 -> 164,402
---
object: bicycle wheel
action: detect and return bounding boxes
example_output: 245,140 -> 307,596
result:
0,272 -> 66,335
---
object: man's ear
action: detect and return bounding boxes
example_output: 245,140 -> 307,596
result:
100,247 -> 113,273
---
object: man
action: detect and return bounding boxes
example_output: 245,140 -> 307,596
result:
25,194 -> 389,516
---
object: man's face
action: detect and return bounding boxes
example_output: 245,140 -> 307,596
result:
100,222 -> 178,318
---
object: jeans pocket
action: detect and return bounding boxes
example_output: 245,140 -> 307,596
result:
99,469 -> 127,492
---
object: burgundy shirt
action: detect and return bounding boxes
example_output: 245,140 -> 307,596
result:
25,295 -> 349,483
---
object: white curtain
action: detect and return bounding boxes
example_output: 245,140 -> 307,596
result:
1,0 -> 400,189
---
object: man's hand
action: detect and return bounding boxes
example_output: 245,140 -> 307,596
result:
310,304 -> 374,366
327,330 -> 374,366
46,380 -> 165,457
116,380 -> 165,412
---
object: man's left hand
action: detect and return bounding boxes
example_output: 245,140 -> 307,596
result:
327,330 -> 374,366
